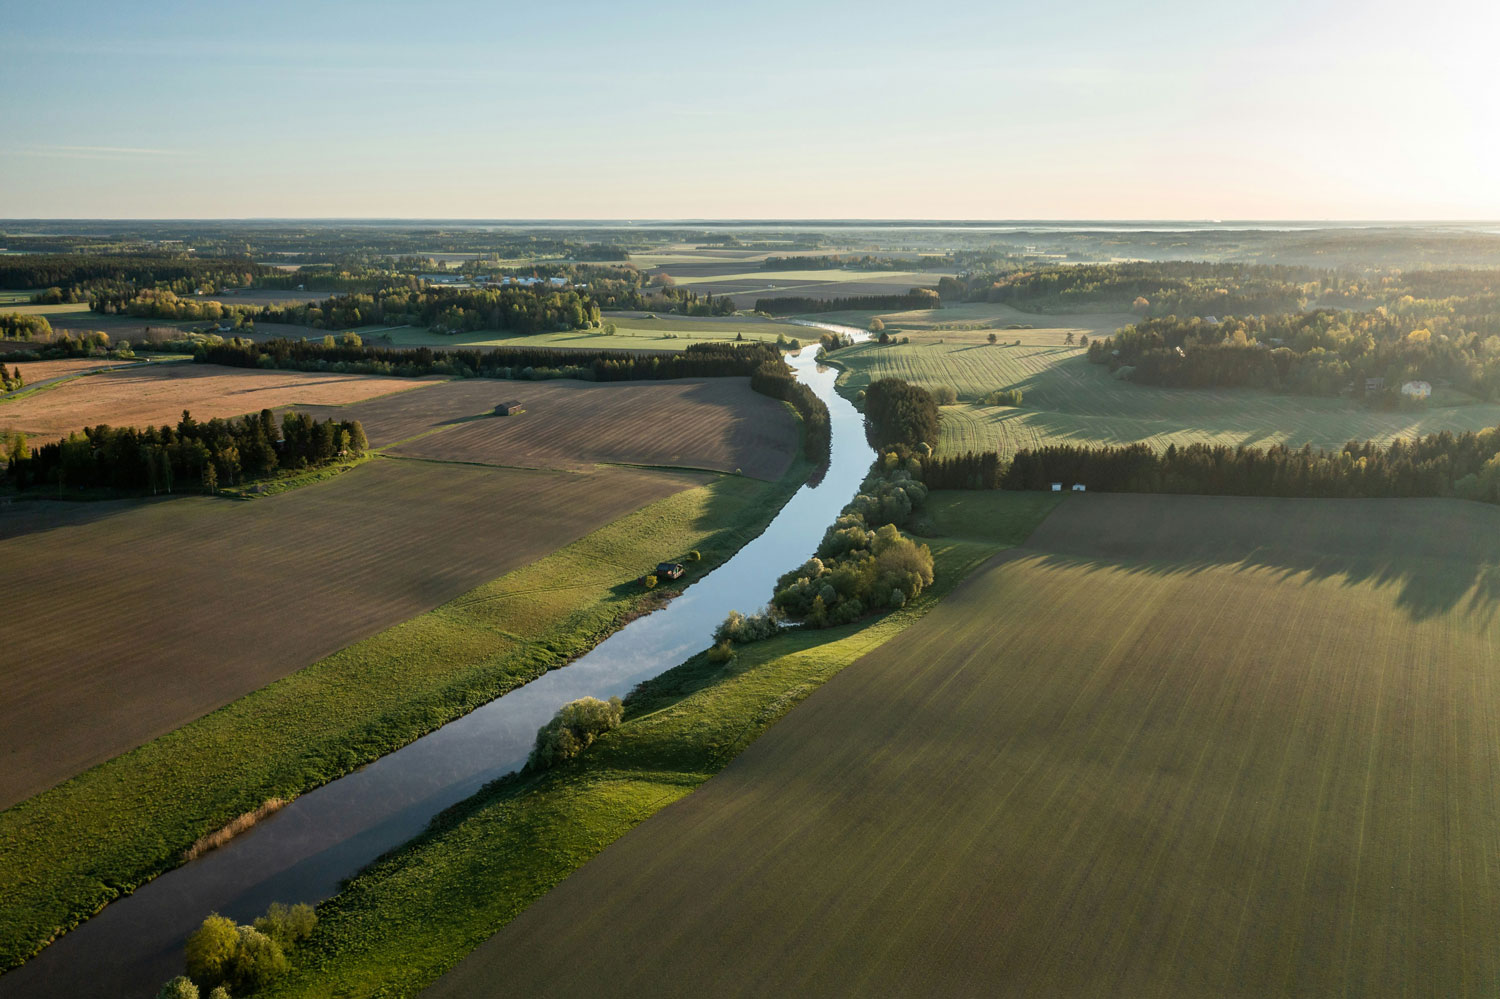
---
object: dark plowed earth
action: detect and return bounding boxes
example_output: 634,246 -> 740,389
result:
0,459 -> 694,807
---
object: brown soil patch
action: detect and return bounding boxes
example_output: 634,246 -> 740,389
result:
383,379 -> 797,480
0,458 -> 695,806
0,363 -> 442,441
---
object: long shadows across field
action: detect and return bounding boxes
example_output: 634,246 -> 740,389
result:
1026,493 -> 1500,624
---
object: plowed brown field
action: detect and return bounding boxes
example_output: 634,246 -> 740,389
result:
0,458 -> 696,806
0,363 -> 440,442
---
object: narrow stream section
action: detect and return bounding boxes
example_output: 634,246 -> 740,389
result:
2,329 -> 873,998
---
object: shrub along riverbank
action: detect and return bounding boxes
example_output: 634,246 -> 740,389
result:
250,492 -> 1060,999
0,456 -> 809,973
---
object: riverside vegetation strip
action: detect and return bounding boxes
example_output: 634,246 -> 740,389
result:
0,454 -> 809,973
240,492 -> 1062,999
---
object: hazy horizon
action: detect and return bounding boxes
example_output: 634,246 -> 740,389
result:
4,0 -> 1498,218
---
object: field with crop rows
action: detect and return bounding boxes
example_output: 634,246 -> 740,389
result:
443,492 -> 1500,997
0,458 -> 696,805
386,378 -> 797,480
830,334 -> 1500,456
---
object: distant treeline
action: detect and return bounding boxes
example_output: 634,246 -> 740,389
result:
760,255 -> 954,272
1,254 -> 266,303
863,378 -> 939,450
200,337 -> 778,381
92,285 -> 603,334
755,288 -> 941,315
1091,311 -> 1500,400
6,409 -> 368,494
921,429 -> 1500,502
938,261 -> 1315,316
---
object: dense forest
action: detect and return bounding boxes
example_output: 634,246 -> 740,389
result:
1,254 -> 267,304
1090,311 -> 1500,400
755,288 -> 941,315
5,408 -> 368,494
863,378 -> 940,449
921,429 -> 1500,502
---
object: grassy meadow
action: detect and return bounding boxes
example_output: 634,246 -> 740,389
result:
0,458 -> 807,973
825,316 -> 1500,455
432,492 -> 1500,998
248,492 -> 1061,999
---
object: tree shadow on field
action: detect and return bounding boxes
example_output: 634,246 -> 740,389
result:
0,493 -> 171,541
1020,493 -> 1500,626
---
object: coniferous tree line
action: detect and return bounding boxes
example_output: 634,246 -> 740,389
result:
920,428 -> 1500,502
199,337 -> 779,381
754,288 -> 942,315
5,408 -> 368,495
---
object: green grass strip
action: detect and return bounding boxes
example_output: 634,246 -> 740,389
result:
0,459 -> 808,971
258,492 -> 1061,998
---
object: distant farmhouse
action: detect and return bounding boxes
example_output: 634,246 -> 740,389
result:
1365,376 -> 1386,394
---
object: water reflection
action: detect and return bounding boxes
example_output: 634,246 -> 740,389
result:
0,334 -> 872,998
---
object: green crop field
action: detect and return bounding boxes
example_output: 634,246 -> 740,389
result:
829,329 -> 1500,456
436,492 -> 1500,997
208,494 -> 1063,999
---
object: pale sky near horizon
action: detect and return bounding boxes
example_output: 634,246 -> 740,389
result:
2,0 -> 1498,220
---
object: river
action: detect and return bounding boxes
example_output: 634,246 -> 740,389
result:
0,327 -> 873,998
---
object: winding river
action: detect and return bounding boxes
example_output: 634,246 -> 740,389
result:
0,327 -> 873,998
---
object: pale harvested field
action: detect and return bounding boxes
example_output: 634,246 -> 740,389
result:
436,494 -> 1500,998
386,378 -> 797,480
0,357 -> 146,387
0,363 -> 441,441
0,458 -> 700,807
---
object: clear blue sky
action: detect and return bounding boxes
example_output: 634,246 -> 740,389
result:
3,0 -> 1497,219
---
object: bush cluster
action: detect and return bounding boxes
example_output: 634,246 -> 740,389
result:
177,902 -> 315,996
528,696 -> 625,770
979,388 -> 1023,406
769,453 -> 933,628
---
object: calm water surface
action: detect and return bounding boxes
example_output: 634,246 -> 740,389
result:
0,330 -> 872,998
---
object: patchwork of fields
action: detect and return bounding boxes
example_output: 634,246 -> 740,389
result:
0,459 -> 698,806
441,493 -> 1500,997
831,333 -> 1500,455
0,363 -> 439,441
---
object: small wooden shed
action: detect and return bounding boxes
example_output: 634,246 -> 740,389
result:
495,400 -> 525,416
